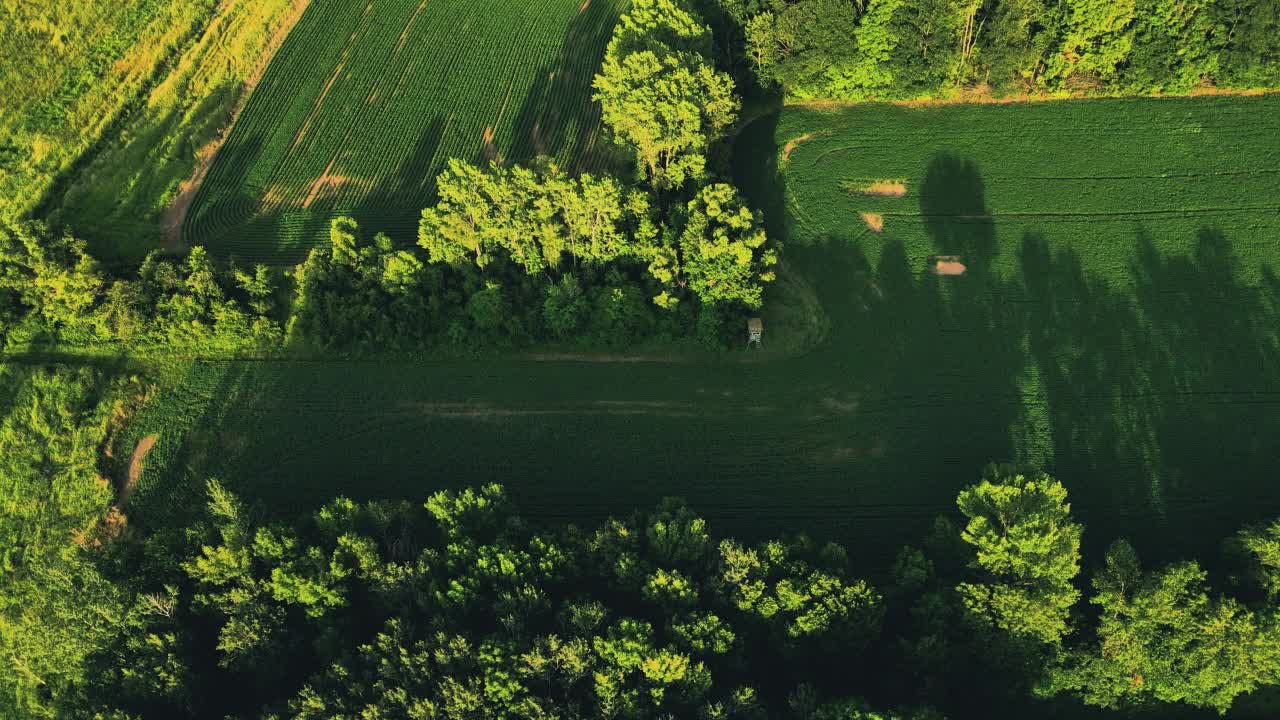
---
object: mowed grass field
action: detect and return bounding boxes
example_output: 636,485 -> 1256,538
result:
127,94 -> 1280,570
184,0 -> 628,264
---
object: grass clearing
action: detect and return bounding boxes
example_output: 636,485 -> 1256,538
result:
185,0 -> 629,264
127,95 -> 1280,570
46,0 -> 308,265
0,1 -> 218,220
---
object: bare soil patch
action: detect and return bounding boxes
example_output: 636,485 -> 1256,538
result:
481,126 -> 501,163
302,155 -> 356,209
161,140 -> 218,249
781,133 -> 817,163
122,435 -> 158,506
852,180 -> 907,197
931,255 -> 967,275
861,212 -> 885,233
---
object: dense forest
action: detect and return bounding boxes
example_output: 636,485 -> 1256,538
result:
3,0 -> 1280,717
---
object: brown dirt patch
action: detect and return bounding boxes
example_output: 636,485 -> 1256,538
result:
122,435 -> 158,506
854,180 -> 907,197
860,212 -> 885,233
481,127 -> 500,163
931,255 -> 967,275
302,155 -> 356,209
781,133 -> 817,163
579,0 -> 593,13
161,140 -> 218,250
788,88 -> 1277,110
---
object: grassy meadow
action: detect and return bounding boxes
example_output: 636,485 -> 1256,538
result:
185,0 -> 630,264
47,0 -> 307,264
0,1 -> 217,219
122,94 -> 1280,570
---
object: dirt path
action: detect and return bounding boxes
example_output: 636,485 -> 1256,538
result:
120,434 -> 158,507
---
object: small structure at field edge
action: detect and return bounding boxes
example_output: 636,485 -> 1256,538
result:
747,318 -> 764,348
930,255 -> 967,276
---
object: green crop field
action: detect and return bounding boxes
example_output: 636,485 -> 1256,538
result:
129,95 -> 1280,568
184,0 -> 629,264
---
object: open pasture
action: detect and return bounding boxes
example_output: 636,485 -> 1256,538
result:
184,0 -> 628,264
0,0 -> 217,218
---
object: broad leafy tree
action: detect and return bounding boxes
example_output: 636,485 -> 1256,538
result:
594,0 -> 739,189
954,467 -> 1082,644
1045,540 -> 1280,713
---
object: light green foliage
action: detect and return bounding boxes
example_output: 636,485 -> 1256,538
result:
1054,0 -> 1138,81
187,0 -> 628,263
827,0 -> 905,97
677,183 -> 778,309
1045,540 -> 1280,713
955,469 -> 1082,644
0,219 -> 102,335
594,0 -> 739,189
0,367 -> 128,718
731,0 -> 1280,100
1238,519 -> 1280,600
719,538 -> 884,645
420,159 -> 651,272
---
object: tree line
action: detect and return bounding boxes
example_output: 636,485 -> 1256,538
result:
714,0 -> 1280,100
5,425 -> 1280,719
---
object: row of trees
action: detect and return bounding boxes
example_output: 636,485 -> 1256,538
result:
8,455 -> 1280,718
0,219 -> 280,353
716,0 -> 1280,100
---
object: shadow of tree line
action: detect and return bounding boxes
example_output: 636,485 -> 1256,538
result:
787,150 -> 1280,566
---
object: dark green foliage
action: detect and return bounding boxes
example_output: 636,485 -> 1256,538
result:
65,484 -> 900,718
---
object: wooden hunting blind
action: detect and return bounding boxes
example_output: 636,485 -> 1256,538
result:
747,318 -> 763,348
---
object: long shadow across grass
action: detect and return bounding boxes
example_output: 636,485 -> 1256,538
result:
135,118 -> 1280,581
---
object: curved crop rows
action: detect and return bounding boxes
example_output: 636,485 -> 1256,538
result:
185,0 -> 629,264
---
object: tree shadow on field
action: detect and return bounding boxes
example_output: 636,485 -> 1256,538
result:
1022,227 -> 1280,563
779,153 -> 1028,558
509,0 -> 626,173
183,135 -> 265,252
354,116 -> 447,245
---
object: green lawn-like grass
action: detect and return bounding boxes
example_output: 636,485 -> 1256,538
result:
184,0 -> 629,264
128,95 -> 1280,574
